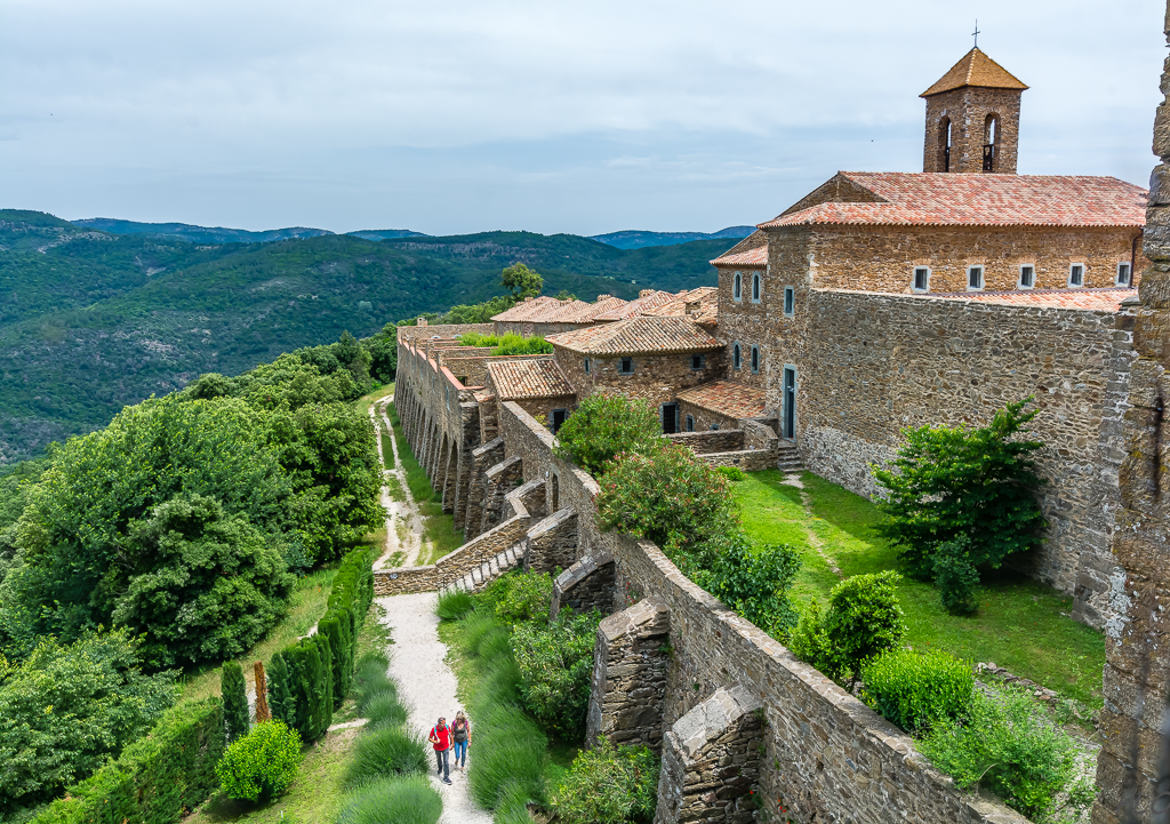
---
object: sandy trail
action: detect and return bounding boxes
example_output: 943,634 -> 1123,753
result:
368,394 -> 426,568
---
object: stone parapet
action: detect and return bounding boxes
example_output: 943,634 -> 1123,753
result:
551,551 -> 615,618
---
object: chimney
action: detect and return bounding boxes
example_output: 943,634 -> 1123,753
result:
685,300 -> 701,318
417,317 -> 428,326
639,289 -> 655,298
524,296 -> 535,302
596,294 -> 612,301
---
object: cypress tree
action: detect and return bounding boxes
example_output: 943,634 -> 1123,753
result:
268,651 -> 294,728
313,634 -> 334,739
220,661 -> 249,741
319,615 -> 345,709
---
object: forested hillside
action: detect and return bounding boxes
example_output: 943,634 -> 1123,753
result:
0,211 -> 723,464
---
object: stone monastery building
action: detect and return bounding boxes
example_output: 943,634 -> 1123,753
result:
397,47 -> 1148,632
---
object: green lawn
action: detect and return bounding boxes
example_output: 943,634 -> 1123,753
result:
732,470 -> 1106,707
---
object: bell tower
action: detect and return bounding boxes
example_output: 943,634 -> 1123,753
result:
921,47 -> 1027,174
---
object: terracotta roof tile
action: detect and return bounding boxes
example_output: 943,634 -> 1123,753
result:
491,296 -> 570,322
759,173 -> 1146,229
925,286 -> 1136,312
712,231 -> 768,267
486,358 -> 574,400
677,381 -> 767,419
592,290 -> 677,321
921,48 -> 1028,97
546,315 -> 722,355
644,287 -> 719,325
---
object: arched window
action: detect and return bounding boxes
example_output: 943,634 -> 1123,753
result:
750,345 -> 760,374
751,272 -> 762,303
938,117 -> 952,171
983,114 -> 1000,172
733,272 -> 742,301
733,343 -> 742,370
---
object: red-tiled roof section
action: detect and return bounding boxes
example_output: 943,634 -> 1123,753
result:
759,173 -> 1147,229
711,231 -> 768,267
677,381 -> 767,419
577,295 -> 630,321
486,358 -> 575,400
491,296 -> 571,322
546,315 -> 722,355
644,287 -> 719,325
592,290 -> 677,321
926,286 -> 1136,312
920,47 -> 1028,97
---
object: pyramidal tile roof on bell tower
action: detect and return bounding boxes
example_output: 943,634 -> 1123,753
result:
920,47 -> 1028,97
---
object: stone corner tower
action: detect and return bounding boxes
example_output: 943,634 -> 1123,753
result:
920,47 -> 1028,174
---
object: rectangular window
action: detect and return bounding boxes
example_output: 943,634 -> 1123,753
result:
912,266 -> 930,292
690,354 -> 706,371
967,265 -> 984,291
783,286 -> 795,316
1117,262 -> 1132,286
583,357 -> 591,375
1019,264 -> 1035,289
618,356 -> 634,375
685,415 -> 694,432
1068,263 -> 1085,287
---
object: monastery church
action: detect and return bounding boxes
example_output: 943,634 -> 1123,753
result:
397,47 -> 1147,632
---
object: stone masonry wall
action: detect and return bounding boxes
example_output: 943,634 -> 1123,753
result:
1094,8 -> 1170,820
663,429 -> 745,453
923,85 -> 1022,175
555,346 -> 726,412
797,288 -> 1134,627
676,400 -> 740,432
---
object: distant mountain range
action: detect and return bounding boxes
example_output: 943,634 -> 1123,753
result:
0,209 -> 732,464
65,217 -> 753,250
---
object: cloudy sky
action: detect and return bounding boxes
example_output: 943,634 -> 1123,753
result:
1,0 -> 1165,235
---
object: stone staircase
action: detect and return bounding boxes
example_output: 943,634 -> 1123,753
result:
776,441 -> 803,472
440,542 -> 526,595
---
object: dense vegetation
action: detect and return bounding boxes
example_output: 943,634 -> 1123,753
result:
0,210 -> 721,463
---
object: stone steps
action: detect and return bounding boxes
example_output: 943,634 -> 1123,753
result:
439,542 -> 527,597
776,443 -> 803,472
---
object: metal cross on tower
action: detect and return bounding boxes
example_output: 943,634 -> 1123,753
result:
972,19 -> 980,48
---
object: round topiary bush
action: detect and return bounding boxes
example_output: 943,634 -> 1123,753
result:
215,719 -> 303,802
861,647 -> 974,732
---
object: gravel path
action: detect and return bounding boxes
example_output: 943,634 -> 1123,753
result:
378,592 -> 492,824
368,394 -> 425,568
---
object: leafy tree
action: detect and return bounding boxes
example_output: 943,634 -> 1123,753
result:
222,660 -> 250,742
510,609 -> 602,742
551,740 -> 659,824
364,323 -> 398,383
0,630 -> 175,813
500,262 -> 543,300
555,394 -> 662,477
696,537 -> 801,639
332,330 -> 371,387
873,399 -> 1045,613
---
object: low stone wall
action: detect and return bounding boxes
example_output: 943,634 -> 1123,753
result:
664,429 -> 745,453
698,448 -> 776,470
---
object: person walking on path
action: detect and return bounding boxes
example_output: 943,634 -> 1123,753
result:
429,716 -> 453,784
451,711 -> 471,771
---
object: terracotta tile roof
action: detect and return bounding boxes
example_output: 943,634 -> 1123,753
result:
926,286 -> 1136,312
677,381 -> 767,419
486,358 -> 574,400
546,315 -> 722,355
592,290 -> 677,321
921,48 -> 1028,97
644,287 -> 719,325
711,231 -> 768,267
491,296 -> 571,322
759,173 -> 1147,229
577,295 -> 630,321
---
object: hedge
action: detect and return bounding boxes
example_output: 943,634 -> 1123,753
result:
29,699 -> 224,824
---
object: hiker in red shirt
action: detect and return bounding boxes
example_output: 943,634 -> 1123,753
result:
428,716 -> 453,784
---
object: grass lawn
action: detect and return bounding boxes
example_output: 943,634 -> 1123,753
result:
732,469 -> 1106,707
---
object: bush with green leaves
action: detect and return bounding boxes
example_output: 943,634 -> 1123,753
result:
551,740 -> 659,824
282,633 -> 333,743
696,537 -> 800,639
457,332 -> 553,356
335,775 -> 441,824
554,393 -> 662,477
215,720 -> 303,803
510,609 -> 601,742
921,685 -> 1087,820
344,726 -> 429,787
860,648 -> 974,732
479,570 -> 554,625
873,399 -> 1046,614
787,600 -> 837,679
0,630 -> 176,813
221,660 -> 250,742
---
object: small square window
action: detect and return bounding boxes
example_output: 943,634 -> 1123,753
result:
709,423 -> 720,431
583,357 -> 591,375
967,265 -> 984,291
1069,263 -> 1085,287
783,286 -> 795,316
1019,265 -> 1035,289
1117,262 -> 1132,286
912,266 -> 930,292
618,356 -> 634,375
690,354 -> 706,370
685,415 -> 694,432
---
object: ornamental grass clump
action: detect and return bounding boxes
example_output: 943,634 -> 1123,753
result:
861,648 -> 974,732
214,720 -> 303,802
343,726 -> 429,788
335,775 -> 441,824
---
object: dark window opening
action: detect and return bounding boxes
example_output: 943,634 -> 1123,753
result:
784,286 -> 795,315
583,357 -> 591,375
690,354 -> 706,370
733,343 -> 742,370
733,272 -> 742,301
751,273 -> 761,302
1118,262 -> 1132,286
913,267 -> 929,291
661,403 -> 679,435
967,266 -> 984,290
750,345 -> 760,374
685,414 -> 695,432
983,114 -> 999,172
550,408 -> 569,433
1069,264 -> 1085,287
939,117 -> 952,172
619,356 -> 634,374
1020,265 -> 1035,288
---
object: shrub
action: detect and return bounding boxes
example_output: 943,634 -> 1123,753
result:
921,686 -> 1083,820
436,589 -> 474,621
353,652 -> 391,703
787,600 -> 839,680
283,634 -> 333,742
221,660 -> 250,742
554,394 -> 662,476
715,465 -> 746,481
932,537 -> 981,615
861,648 -> 974,732
696,537 -> 800,639
267,651 -> 294,727
598,443 -> 738,568
480,571 -> 554,625
344,726 -> 428,787
467,705 -> 547,810
335,775 -> 441,824
364,690 -> 409,729
823,571 -> 907,687
551,740 -> 659,824
873,399 -> 1046,613
215,720 -> 303,803
510,609 -> 601,742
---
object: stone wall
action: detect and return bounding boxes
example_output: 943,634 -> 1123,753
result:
554,346 -> 726,412
663,429 -> 745,453
1094,6 -> 1170,820
795,288 -> 1134,627
676,399 -> 739,432
923,85 -> 1022,175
